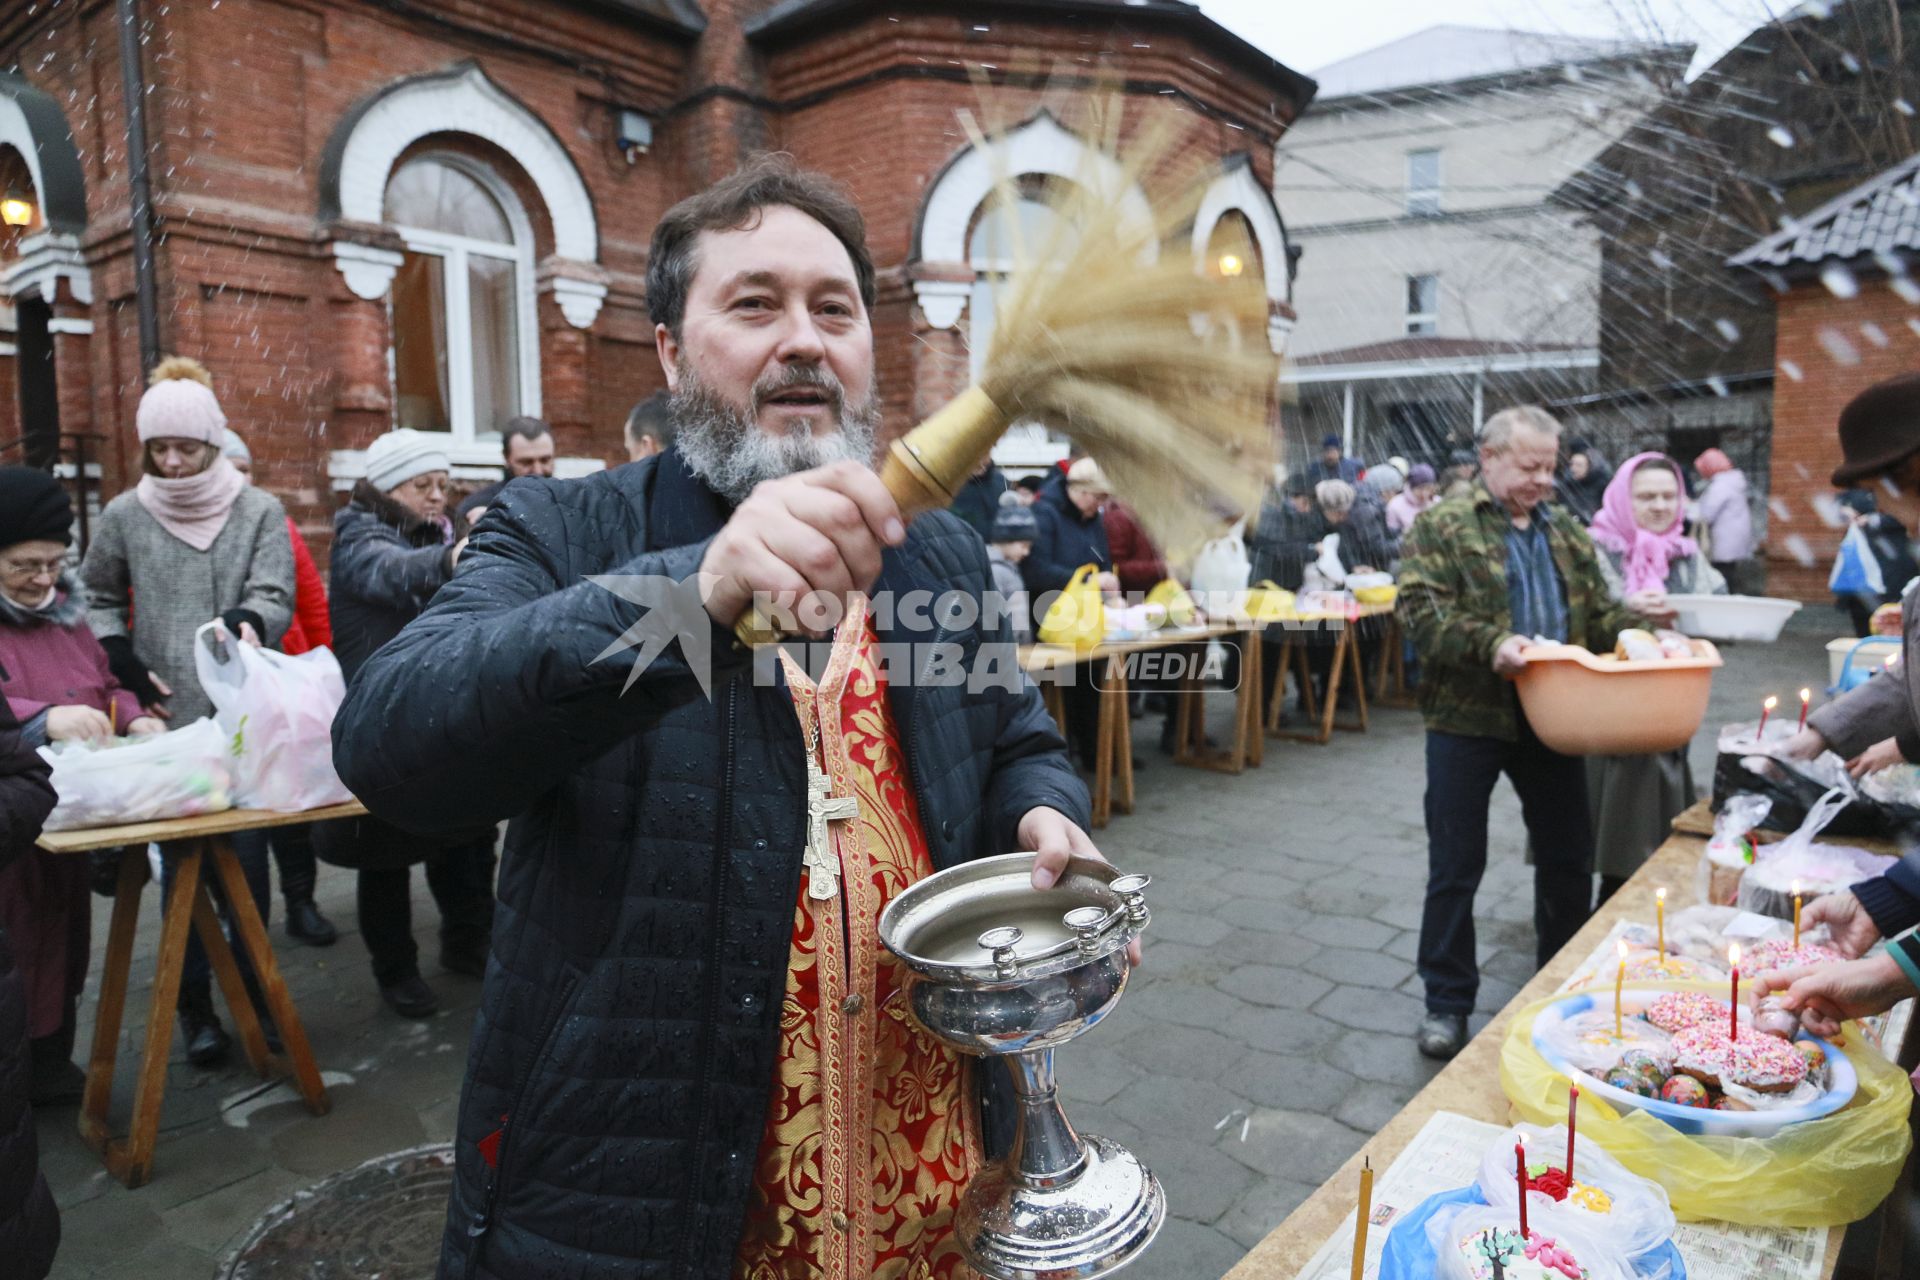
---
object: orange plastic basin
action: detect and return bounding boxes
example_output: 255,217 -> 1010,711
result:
1511,640 -> 1723,756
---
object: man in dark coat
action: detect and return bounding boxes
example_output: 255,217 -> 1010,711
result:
947,456 -> 1009,542
333,158 -> 1097,1279
316,430 -> 494,1020
0,696 -> 60,1278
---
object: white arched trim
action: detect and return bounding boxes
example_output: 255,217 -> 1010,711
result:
329,64 -> 604,327
913,112 -> 1155,329
1192,162 -> 1292,352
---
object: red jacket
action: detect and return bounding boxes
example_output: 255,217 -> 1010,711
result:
280,517 -> 332,656
1103,501 -> 1167,595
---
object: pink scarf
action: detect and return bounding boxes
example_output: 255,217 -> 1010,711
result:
1587,452 -> 1697,595
135,456 -> 247,551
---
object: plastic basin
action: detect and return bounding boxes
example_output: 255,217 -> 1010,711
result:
1531,989 -> 1854,1138
1512,640 -> 1721,756
1665,594 -> 1801,642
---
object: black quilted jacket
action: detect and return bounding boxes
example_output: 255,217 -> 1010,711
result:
332,451 -> 1089,1279
0,699 -> 59,1279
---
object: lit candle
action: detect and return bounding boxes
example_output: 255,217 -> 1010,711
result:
1567,1084 -> 1579,1184
1614,939 -> 1628,1038
1349,1156 -> 1372,1280
1792,880 -> 1803,949
1656,887 -> 1667,960
1798,687 -> 1811,733
1515,1136 -> 1529,1239
1758,695 -> 1777,736
1729,943 -> 1741,1041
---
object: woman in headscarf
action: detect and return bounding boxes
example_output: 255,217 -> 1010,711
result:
1585,453 -> 1725,901
1693,448 -> 1753,590
0,468 -> 162,1104
80,356 -> 295,1067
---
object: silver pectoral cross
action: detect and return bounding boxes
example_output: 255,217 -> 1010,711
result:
804,759 -> 860,900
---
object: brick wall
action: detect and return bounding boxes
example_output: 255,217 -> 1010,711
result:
1765,274 -> 1920,600
1,0 -> 1302,553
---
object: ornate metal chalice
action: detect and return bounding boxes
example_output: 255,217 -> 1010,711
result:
878,853 -> 1163,1280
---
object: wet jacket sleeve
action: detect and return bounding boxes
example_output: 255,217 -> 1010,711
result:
0,701 -> 55,872
332,520 -> 452,615
332,484 -> 752,835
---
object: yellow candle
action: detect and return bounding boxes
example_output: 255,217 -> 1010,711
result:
1655,887 -> 1667,962
1792,880 -> 1802,949
1614,939 -> 1628,1038
1350,1156 -> 1373,1280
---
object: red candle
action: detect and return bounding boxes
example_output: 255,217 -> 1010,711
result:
1798,688 -> 1811,732
1515,1138 -> 1529,1238
1729,943 -> 1742,1042
1758,695 -> 1777,736
1567,1085 -> 1579,1184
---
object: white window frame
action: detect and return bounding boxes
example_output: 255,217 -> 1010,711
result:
1406,273 -> 1439,335
385,154 -> 542,452
1406,148 -> 1442,218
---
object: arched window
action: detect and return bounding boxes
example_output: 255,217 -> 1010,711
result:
383,155 -> 539,441
968,185 -> 1075,467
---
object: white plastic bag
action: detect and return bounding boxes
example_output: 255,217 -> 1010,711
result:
39,717 -> 234,831
194,621 -> 352,812
1189,520 -> 1251,615
1738,788 -> 1896,918
1426,1198 -> 1635,1280
1313,532 -> 1348,587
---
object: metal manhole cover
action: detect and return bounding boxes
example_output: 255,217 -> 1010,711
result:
220,1143 -> 454,1279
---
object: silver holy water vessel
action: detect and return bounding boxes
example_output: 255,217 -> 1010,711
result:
878,853 -> 1164,1280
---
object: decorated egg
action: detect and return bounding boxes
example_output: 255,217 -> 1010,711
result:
1659,1075 -> 1711,1108
1794,1040 -> 1827,1072
1711,1094 -> 1753,1112
1603,1066 -> 1655,1097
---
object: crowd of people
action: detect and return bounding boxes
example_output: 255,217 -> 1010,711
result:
3,151 -> 1920,1280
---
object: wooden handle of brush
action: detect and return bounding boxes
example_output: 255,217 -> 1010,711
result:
732,387 -> 1006,647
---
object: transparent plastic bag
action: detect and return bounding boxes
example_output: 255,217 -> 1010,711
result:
1696,793 -> 1769,906
1501,996 -> 1913,1226
194,621 -> 353,812
1426,1198 -> 1636,1280
1478,1121 -> 1677,1262
1737,787 -> 1894,919
38,716 -> 234,831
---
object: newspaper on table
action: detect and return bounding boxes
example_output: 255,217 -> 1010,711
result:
1293,1109 -> 1823,1280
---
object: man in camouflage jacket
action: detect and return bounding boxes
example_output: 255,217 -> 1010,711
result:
1395,406 -> 1643,1060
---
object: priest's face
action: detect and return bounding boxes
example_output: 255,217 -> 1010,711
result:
658,204 -> 880,503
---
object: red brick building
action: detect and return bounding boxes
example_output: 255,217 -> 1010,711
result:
1730,154 -> 1920,601
0,0 -> 1310,550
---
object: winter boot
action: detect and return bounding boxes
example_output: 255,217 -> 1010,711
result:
178,984 -> 230,1068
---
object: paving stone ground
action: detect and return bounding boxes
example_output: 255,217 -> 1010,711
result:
38,610 -> 1836,1278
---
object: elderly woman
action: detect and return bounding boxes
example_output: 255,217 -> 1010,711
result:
314,430 -> 495,1020
0,469 -> 162,1104
1313,479 -> 1390,579
81,356 -> 294,1067
1585,453 -> 1726,900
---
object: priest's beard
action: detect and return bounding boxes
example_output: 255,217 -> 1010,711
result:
671,360 -> 881,505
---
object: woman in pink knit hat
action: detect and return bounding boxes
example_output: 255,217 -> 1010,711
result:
79,355 -> 296,1068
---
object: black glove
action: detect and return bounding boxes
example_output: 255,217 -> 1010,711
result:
221,608 -> 266,643
98,635 -> 164,707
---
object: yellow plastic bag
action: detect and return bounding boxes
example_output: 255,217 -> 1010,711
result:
1242,580 -> 1295,623
1146,579 -> 1198,627
1039,564 -> 1105,650
1500,990 -> 1912,1226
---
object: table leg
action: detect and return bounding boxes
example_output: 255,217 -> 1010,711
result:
101,842 -> 201,1188
1172,664 -> 1198,763
1339,627 -> 1371,733
78,847 -> 149,1160
190,873 -> 272,1076
1110,660 -> 1134,816
1265,636 -> 1297,734
208,836 -> 329,1115
1042,681 -> 1067,741
1317,630 -> 1349,744
1092,664 -> 1113,830
1242,630 -> 1264,769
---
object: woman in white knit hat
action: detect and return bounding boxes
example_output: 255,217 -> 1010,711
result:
79,355 -> 296,1067
312,427 -> 494,1019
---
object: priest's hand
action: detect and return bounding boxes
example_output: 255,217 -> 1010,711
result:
1753,952 -> 1915,1039
699,461 -> 906,631
1020,806 -> 1143,966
